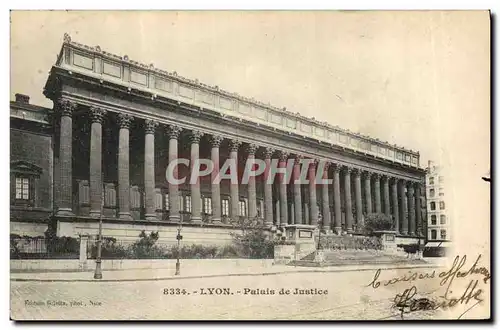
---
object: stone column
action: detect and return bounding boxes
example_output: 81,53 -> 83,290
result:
332,164 -> 342,234
344,166 -> 353,233
415,181 -> 422,236
167,125 -> 182,222
144,119 -> 157,221
399,179 -> 408,235
229,140 -> 241,221
190,130 -> 203,223
373,173 -> 382,213
321,163 -> 331,231
354,169 -> 363,230
383,175 -> 391,217
210,135 -> 223,224
278,151 -> 289,227
391,178 -> 400,233
363,171 -> 372,214
117,113 -> 133,220
309,160 -> 319,226
263,148 -> 275,227
247,143 -> 258,220
293,156 -> 303,225
407,181 -> 416,236
89,107 -> 106,218
56,99 -> 77,216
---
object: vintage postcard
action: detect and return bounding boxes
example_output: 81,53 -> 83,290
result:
9,10 -> 491,321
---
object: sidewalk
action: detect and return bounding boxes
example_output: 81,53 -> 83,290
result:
10,259 -> 445,282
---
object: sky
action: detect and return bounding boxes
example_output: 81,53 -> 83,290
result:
10,11 -> 489,169
8,10 -> 493,310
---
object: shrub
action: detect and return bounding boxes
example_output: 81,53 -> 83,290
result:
319,235 -> 382,250
90,237 -> 130,259
231,228 -> 274,259
361,213 -> 394,236
129,231 -> 166,259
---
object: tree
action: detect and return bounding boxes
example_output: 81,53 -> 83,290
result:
230,217 -> 274,258
361,213 -> 394,236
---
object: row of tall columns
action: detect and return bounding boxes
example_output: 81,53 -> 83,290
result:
53,98 -> 423,236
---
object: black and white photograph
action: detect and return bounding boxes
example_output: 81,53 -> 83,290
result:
8,10 -> 491,321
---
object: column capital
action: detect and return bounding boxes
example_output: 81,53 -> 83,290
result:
210,135 -> 224,148
264,147 -> 275,159
343,165 -> 353,174
57,98 -> 78,117
117,113 -> 134,129
167,125 -> 182,139
390,176 -> 400,184
229,139 -> 241,152
190,130 -> 204,144
323,161 -> 331,171
308,159 -> 319,170
362,170 -> 372,179
352,168 -> 362,177
89,106 -> 107,124
406,180 -> 417,189
278,151 -> 289,162
332,163 -> 342,173
247,143 -> 258,155
372,172 -> 381,180
144,119 -> 158,134
294,155 -> 304,165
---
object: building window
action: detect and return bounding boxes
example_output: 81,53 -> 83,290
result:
11,161 -> 42,207
155,190 -> 163,211
440,215 -> 446,224
238,200 -> 247,217
165,194 -> 169,211
15,176 -> 30,200
181,195 -> 192,213
439,188 -> 444,196
258,200 -> 264,218
431,230 -> 437,240
440,230 -> 447,240
429,188 -> 435,197
222,199 -> 230,216
429,177 -> 434,185
439,176 -> 444,183
431,215 -> 437,225
430,202 -> 436,210
203,197 -> 212,215
440,201 -> 445,210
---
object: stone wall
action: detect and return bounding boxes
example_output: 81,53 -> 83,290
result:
56,220 -> 242,247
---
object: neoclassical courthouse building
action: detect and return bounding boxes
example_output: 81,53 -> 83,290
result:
10,35 -> 427,245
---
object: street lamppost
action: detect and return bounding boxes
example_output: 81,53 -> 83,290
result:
317,218 -> 323,251
94,180 -> 104,280
175,221 -> 183,276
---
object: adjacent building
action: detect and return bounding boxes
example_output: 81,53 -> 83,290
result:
10,34 -> 427,246
425,161 -> 449,242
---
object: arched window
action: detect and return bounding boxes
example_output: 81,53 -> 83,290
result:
440,201 -> 445,210
440,215 -> 446,224
431,215 -> 437,225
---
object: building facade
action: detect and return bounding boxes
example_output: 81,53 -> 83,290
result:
425,161 -> 449,241
10,34 -> 427,245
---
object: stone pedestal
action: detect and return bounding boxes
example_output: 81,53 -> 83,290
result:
273,224 -> 317,265
373,230 -> 397,252
78,234 -> 89,271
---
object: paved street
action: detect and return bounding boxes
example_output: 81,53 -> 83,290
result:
11,268 -> 452,320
